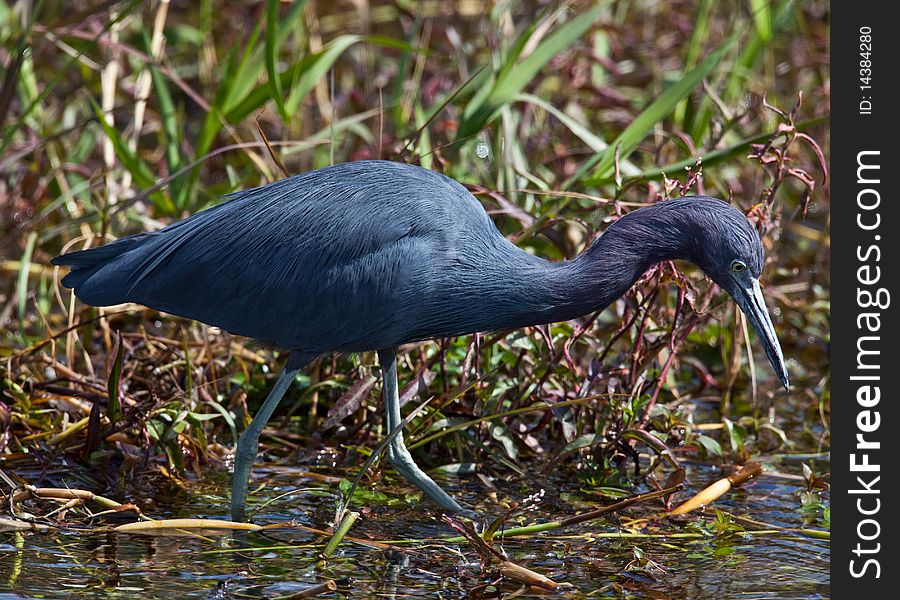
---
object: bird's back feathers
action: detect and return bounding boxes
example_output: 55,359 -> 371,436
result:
53,161 -> 517,351
54,162 -> 765,355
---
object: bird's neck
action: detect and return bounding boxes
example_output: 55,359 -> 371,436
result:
500,214 -> 693,328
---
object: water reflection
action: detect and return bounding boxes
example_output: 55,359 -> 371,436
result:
1,458 -> 828,598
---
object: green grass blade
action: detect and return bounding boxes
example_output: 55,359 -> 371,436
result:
207,399 -> 238,446
90,99 -> 153,189
690,0 -> 793,140
490,5 -> 600,102
413,102 -> 433,169
148,64 -> 180,173
401,64 -> 488,157
749,0 -> 773,43
90,97 -> 176,214
142,31 -> 186,209
389,9 -> 422,123
221,0 -> 307,116
194,45 -> 240,161
265,0 -> 287,119
514,92 -> 638,178
107,332 -> 124,423
0,0 -> 143,154
515,93 -> 607,151
362,35 -> 416,53
220,21 -> 264,115
282,107 -> 379,156
284,35 -> 361,118
150,64 -> 187,208
622,116 -> 827,185
567,30 -> 740,187
457,5 -> 601,139
493,5 -> 550,84
16,231 -> 36,328
726,0 -> 794,103
674,0 -> 713,128
226,35 -> 361,123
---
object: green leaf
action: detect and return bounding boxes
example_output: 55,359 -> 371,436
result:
430,463 -> 477,476
559,433 -> 604,456
593,487 -> 632,499
226,35 -> 361,123
722,417 -> 745,452
194,1 -> 307,162
749,0 -> 773,43
673,0 -> 714,128
187,412 -> 221,422
515,93 -> 607,152
622,116 -> 828,185
89,97 -> 175,214
697,435 -> 723,457
414,103 -> 433,169
691,1 -> 793,140
16,231 -> 36,328
265,0 -> 287,119
495,9 -> 545,82
363,35 -> 416,53
147,419 -> 163,442
457,5 -> 602,139
489,422 -> 519,460
568,30 -> 740,187
142,30 -> 186,209
206,400 -> 238,446
220,19 -> 264,115
515,92 -> 640,178
195,45 -> 240,160
284,35 -> 361,118
106,332 -> 124,423
221,0 -> 307,116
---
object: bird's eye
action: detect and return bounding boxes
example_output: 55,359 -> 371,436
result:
731,260 -> 747,273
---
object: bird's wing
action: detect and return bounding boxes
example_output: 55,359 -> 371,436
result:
61,162 -> 497,352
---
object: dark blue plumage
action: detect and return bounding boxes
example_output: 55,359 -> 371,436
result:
52,159 -> 787,519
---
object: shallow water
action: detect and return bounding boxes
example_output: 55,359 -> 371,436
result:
0,454 -> 829,599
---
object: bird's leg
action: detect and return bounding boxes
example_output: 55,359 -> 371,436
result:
377,348 -> 471,515
231,351 -> 310,521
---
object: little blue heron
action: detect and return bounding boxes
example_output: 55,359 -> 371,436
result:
52,160 -> 788,520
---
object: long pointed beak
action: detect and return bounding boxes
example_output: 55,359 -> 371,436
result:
734,278 -> 789,389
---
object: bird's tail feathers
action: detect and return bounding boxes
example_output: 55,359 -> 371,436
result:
51,234 -> 150,304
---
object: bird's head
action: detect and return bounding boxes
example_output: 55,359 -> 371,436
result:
677,197 -> 789,389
